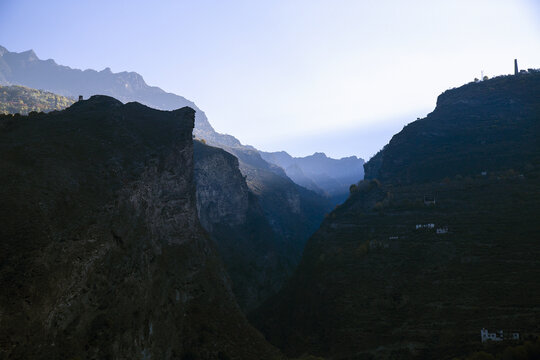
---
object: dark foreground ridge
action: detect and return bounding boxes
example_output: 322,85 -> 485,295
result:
253,72 -> 540,359
0,96 -> 282,359
0,46 -> 333,310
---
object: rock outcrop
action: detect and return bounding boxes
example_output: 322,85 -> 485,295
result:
0,47 -> 332,309
0,96 -> 282,359
194,142 -> 297,312
0,44 -> 214,138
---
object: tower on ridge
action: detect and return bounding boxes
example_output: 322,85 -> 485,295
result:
514,59 -> 519,75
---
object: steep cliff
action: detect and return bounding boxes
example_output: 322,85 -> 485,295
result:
233,148 -> 332,261
0,97 -> 282,359
0,46 -> 332,283
253,73 -> 540,359
194,142 -> 296,312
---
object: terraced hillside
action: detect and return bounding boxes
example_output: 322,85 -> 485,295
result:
253,72 -> 540,359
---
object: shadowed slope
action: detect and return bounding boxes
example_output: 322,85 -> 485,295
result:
0,97 -> 282,359
253,73 -> 540,359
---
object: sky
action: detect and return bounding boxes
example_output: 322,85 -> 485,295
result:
1,0 -> 540,159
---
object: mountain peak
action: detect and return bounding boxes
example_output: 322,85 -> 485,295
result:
310,152 -> 328,159
21,49 -> 38,61
0,45 -> 7,56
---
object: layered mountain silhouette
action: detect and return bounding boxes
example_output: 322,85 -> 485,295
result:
0,45 -> 332,310
0,97 -> 283,359
0,45 -> 214,135
0,46 -> 356,199
194,141 -> 306,312
260,151 -> 365,204
253,72 -> 540,359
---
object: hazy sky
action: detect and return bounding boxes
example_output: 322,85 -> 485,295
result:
1,0 -> 539,159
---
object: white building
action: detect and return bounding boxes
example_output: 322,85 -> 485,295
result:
436,227 -> 448,234
481,328 -> 503,342
481,328 -> 519,343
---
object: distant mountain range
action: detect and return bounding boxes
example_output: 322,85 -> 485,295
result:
0,45 -> 364,202
260,151 -> 364,202
0,45 -> 215,134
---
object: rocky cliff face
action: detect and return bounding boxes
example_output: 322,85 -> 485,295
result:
0,97 -> 281,359
194,142 -> 296,312
234,148 -> 332,261
195,142 -> 251,232
0,45 -> 331,309
193,139 -> 332,291
253,74 -> 540,359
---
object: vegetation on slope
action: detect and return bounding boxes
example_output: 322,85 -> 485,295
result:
365,72 -> 540,184
253,72 -> 540,359
0,85 -> 74,114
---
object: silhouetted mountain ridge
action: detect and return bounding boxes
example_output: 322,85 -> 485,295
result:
0,45 -> 219,134
253,72 -> 540,359
365,72 -> 540,183
0,60 -> 331,312
0,97 -> 283,359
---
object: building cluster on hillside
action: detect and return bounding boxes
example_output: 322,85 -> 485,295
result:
481,328 -> 520,343
436,227 -> 448,234
416,223 -> 434,230
414,224 -> 449,234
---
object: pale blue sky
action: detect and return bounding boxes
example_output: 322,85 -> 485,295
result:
1,0 -> 539,159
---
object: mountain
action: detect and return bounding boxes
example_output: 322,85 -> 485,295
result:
0,97 -> 282,359
0,85 -> 75,114
194,141 -> 299,312
364,72 -> 540,184
0,45 -> 332,309
195,142 -> 331,306
252,72 -> 540,359
0,45 -> 215,134
261,151 -> 365,204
